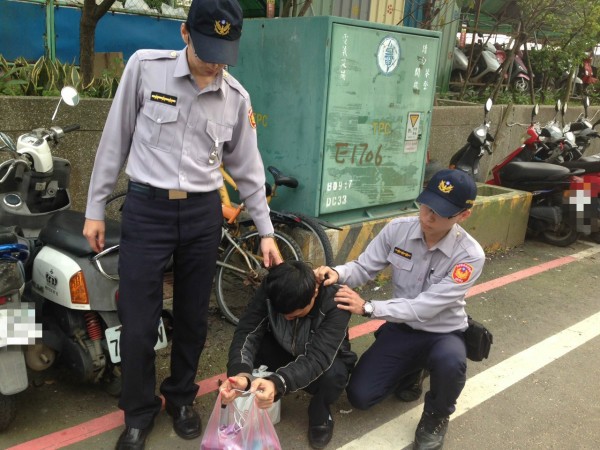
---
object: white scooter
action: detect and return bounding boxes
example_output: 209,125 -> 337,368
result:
0,88 -> 170,407
0,229 -> 31,431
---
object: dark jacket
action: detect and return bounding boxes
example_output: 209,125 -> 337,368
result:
227,283 -> 357,398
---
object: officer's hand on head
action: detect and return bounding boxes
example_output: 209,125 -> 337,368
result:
250,378 -> 276,409
83,219 -> 106,253
260,237 -> 283,268
314,266 -> 339,286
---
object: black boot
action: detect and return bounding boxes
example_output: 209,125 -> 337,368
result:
395,369 -> 429,402
413,410 -> 449,450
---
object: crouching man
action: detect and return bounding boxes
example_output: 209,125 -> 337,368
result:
219,261 -> 357,449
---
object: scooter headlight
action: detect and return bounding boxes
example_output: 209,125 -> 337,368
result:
70,271 -> 90,305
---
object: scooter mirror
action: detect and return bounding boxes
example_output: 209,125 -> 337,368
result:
532,104 -> 539,118
555,99 -> 561,112
583,96 -> 590,109
61,86 -> 80,107
484,98 -> 493,113
561,102 -> 568,115
52,86 -> 80,121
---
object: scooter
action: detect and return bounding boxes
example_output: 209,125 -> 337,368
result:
0,88 -> 170,400
449,97 -> 494,180
449,100 -> 585,247
496,47 -> 531,93
0,228 -> 32,431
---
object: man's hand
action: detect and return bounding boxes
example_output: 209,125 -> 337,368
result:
314,266 -> 339,286
261,237 -> 283,268
249,378 -> 276,409
83,219 -> 106,253
334,285 -> 366,315
219,375 -> 250,405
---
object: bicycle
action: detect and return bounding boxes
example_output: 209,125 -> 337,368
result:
220,165 -> 336,267
104,166 -> 331,325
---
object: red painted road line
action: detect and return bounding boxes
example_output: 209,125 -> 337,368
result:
6,253 -> 579,450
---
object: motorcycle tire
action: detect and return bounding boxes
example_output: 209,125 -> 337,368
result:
512,77 -> 529,93
540,222 -> 579,247
0,393 -> 17,431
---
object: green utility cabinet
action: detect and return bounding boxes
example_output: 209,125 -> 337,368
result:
230,16 -> 441,225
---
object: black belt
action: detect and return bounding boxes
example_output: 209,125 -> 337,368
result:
128,181 -> 207,200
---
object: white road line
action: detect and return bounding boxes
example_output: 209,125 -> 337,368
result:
338,310 -> 600,449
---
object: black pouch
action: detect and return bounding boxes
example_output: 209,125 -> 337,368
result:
463,316 -> 493,361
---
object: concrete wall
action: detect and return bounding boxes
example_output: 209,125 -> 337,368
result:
1,96 -> 599,213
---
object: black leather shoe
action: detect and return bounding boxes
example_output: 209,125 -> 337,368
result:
115,422 -> 154,450
308,419 -> 334,449
413,411 -> 449,450
395,369 -> 429,402
165,402 -> 202,440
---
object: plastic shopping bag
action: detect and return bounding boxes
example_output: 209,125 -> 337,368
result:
200,391 -> 282,450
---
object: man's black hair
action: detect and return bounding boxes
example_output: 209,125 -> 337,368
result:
266,261 -> 317,315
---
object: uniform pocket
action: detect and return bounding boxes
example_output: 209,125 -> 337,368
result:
203,120 -> 233,164
141,102 -> 179,152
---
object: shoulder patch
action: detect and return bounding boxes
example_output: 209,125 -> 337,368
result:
451,263 -> 473,283
248,107 -> 257,128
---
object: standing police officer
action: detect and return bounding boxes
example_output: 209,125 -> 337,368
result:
83,1 -> 281,448
316,169 -> 485,450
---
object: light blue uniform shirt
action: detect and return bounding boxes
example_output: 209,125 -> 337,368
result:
335,216 -> 485,333
85,48 -> 273,236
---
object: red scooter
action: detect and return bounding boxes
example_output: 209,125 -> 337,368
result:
450,100 -> 586,247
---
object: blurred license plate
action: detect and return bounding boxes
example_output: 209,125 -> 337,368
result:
105,319 -> 168,363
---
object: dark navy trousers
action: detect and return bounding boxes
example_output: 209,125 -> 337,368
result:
116,189 -> 222,428
347,322 -> 467,417
255,332 -> 350,425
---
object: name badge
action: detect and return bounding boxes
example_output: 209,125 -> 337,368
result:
150,92 -> 177,106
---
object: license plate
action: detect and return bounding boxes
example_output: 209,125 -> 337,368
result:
105,319 -> 168,363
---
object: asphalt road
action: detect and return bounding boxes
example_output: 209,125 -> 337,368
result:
1,237 -> 600,450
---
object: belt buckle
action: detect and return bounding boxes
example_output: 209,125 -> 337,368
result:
168,189 -> 187,200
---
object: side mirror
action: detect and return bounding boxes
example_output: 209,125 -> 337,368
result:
52,86 -> 80,121
61,86 -> 80,106
531,104 -> 539,123
561,102 -> 568,115
484,98 -> 493,113
555,99 -> 562,112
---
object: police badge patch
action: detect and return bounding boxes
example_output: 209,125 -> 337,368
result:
451,263 -> 473,283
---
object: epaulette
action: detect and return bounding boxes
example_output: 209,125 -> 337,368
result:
136,49 -> 179,61
222,69 -> 249,99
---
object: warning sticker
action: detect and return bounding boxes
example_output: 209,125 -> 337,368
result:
405,112 -> 421,141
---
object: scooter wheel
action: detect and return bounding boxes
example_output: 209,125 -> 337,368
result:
0,393 -> 17,431
540,224 -> 579,247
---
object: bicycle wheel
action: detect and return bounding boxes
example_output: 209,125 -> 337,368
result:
105,191 -> 127,221
215,229 -> 303,325
272,213 -> 334,267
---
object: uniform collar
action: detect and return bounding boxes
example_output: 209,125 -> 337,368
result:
174,47 -> 225,96
425,223 -> 461,257
408,219 -> 459,257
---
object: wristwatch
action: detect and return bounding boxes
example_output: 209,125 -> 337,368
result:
362,301 -> 374,318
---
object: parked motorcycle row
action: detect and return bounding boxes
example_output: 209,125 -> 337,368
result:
451,41 -> 530,92
0,87 -> 170,431
450,96 -> 600,247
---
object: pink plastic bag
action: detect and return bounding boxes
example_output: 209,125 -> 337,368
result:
200,392 -> 282,450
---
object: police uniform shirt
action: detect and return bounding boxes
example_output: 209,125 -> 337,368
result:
334,216 -> 485,333
85,48 -> 273,236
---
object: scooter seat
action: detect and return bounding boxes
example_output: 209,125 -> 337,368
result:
560,159 -> 600,174
500,161 -> 572,182
39,210 -> 121,257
